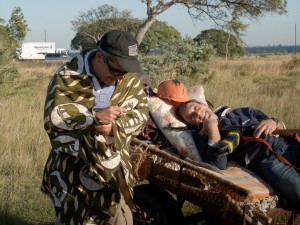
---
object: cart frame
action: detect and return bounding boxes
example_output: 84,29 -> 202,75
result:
131,138 -> 299,225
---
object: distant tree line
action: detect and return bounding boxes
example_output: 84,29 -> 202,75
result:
245,45 -> 300,54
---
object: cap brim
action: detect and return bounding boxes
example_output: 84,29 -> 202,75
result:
115,56 -> 143,75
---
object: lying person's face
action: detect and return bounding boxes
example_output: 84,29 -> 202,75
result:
181,102 -> 217,125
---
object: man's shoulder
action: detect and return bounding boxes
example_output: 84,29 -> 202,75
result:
56,54 -> 85,76
118,73 -> 141,86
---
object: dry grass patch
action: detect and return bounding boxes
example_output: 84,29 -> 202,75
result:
0,55 -> 299,224
202,54 -> 300,128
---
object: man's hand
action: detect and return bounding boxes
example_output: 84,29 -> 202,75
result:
95,123 -> 113,136
95,106 -> 127,125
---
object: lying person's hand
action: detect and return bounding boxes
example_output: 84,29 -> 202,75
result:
253,119 -> 277,138
199,118 -> 221,143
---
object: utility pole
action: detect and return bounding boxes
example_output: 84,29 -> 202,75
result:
295,24 -> 297,54
44,29 -> 47,42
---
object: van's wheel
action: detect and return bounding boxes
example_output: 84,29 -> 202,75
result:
133,184 -> 184,225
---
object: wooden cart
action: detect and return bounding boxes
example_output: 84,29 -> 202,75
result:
130,138 -> 299,225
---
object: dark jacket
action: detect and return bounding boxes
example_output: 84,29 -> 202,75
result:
193,106 -> 289,170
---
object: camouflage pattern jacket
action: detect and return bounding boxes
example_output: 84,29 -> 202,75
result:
41,53 -> 148,216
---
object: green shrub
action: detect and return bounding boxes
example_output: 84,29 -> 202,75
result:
0,26 -> 19,83
233,63 -> 255,77
282,57 -> 300,70
140,37 -> 215,86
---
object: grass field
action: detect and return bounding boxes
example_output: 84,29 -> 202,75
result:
0,54 -> 299,225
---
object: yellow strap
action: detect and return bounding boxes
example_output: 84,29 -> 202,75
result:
222,139 -> 234,153
228,130 -> 240,146
222,131 -> 240,153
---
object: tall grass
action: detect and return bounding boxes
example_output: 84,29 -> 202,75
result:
0,61 -> 57,225
0,55 -> 299,224
192,54 -> 300,128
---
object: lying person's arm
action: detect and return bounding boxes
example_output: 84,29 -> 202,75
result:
192,118 -> 228,170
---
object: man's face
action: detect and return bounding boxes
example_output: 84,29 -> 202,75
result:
94,52 -> 127,85
181,102 -> 217,125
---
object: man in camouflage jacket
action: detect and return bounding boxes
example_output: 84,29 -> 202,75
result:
41,30 -> 148,225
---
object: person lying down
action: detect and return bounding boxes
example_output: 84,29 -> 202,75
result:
146,79 -> 300,207
176,98 -> 300,207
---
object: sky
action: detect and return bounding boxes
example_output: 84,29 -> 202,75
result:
0,0 -> 299,50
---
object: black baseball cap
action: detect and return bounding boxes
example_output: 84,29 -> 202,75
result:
99,30 -> 142,75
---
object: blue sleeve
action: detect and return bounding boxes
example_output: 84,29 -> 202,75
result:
223,107 -> 270,128
192,132 -> 227,170
250,108 -> 269,121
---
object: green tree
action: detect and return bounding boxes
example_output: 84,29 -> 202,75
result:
141,37 -> 215,86
70,4 -> 134,50
136,0 -> 287,45
223,9 -> 248,60
0,22 -> 19,83
70,6 -> 181,53
71,17 -> 137,51
0,7 -> 27,83
194,29 -> 244,58
6,7 -> 29,45
71,31 -> 98,51
128,20 -> 181,53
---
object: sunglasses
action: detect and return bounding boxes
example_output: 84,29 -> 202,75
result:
103,57 -> 127,76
